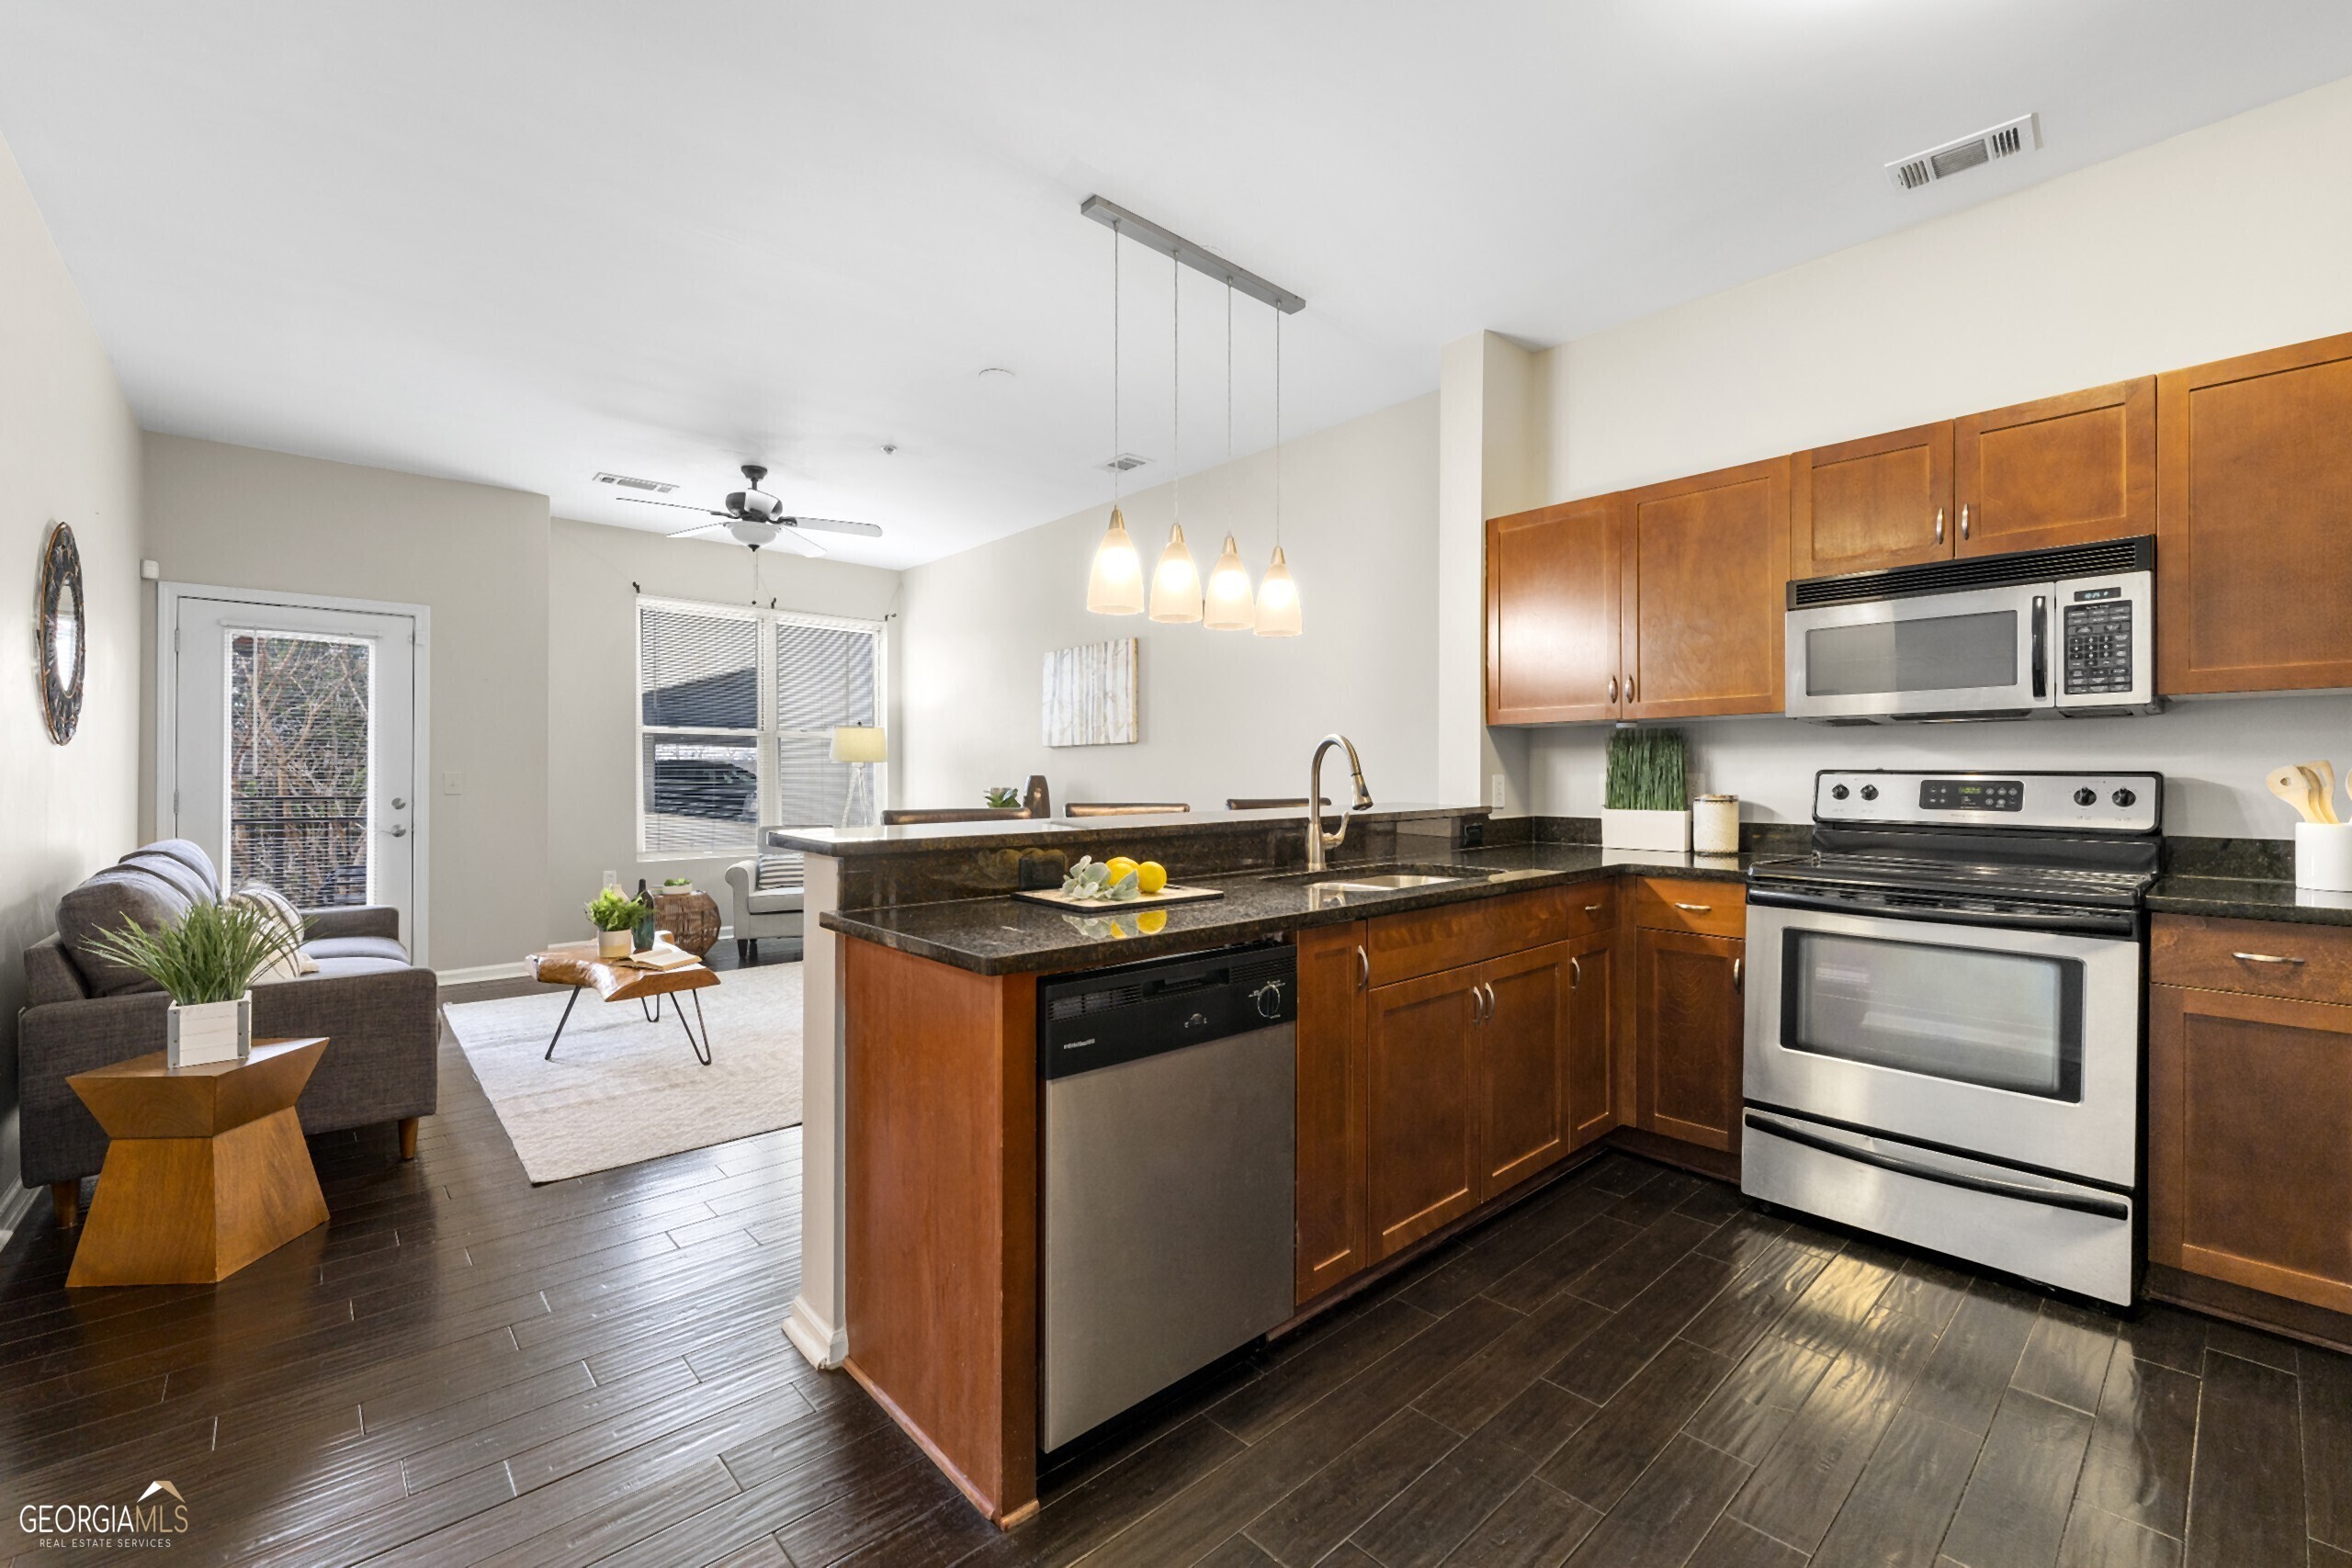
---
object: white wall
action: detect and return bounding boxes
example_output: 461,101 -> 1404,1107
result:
895,393 -> 1440,813
0,133 -> 142,1215
141,435 -> 551,970
1519,72 -> 2352,837
545,517 -> 900,939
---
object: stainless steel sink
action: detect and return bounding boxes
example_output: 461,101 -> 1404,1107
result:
1317,873 -> 1460,889
1276,862 -> 1487,897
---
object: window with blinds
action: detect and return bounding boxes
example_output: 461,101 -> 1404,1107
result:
638,599 -> 885,858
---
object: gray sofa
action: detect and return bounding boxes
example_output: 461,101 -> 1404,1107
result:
20,840 -> 437,1228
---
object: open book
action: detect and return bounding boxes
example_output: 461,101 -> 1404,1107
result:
616,942 -> 699,972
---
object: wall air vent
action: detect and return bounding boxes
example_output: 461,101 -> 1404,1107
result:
1103,453 -> 1150,473
593,471 -> 677,494
1886,114 -> 2040,192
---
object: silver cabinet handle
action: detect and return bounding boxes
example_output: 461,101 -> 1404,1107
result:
1934,507 -> 1944,545
1608,675 -> 1618,705
1625,673 -> 1635,703
388,825 -> 409,838
1357,945 -> 1370,990
1583,903 -> 1604,915
1960,503 -> 1971,540
1675,902 -> 1713,913
1569,955 -> 1581,987
1469,984 -> 1484,1025
1733,957 -> 1743,992
1484,982 -> 1497,1020
2231,952 -> 2306,965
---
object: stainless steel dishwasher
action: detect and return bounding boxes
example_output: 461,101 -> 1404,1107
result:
1038,941 -> 1297,1452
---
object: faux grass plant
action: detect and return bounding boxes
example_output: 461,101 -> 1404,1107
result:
82,898 -> 304,1005
1604,727 -> 1689,812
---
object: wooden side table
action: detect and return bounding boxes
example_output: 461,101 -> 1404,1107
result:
526,942 -> 720,1066
653,890 -> 722,958
66,1038 -> 331,1288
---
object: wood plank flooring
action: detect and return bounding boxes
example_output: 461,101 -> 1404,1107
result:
1,976 -> 2343,1566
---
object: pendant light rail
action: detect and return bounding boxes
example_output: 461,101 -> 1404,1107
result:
1079,195 -> 1306,315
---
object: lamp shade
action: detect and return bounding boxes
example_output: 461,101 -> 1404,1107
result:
1149,522 -> 1202,623
1204,534 -> 1254,630
829,725 -> 888,763
1086,506 -> 1143,615
1254,544 -> 1301,637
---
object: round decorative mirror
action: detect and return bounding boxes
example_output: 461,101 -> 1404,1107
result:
39,522 -> 85,745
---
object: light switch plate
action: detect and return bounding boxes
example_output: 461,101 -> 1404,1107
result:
1490,772 -> 1507,811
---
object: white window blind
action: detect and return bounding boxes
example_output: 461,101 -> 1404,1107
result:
637,598 -> 884,860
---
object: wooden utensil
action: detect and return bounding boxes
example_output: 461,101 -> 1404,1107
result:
2268,765 -> 2325,824
2298,760 -> 2343,824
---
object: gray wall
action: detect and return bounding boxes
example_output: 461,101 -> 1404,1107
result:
141,434 -> 551,971
0,136 -> 143,1215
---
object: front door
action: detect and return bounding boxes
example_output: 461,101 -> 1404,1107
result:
164,589 -> 422,956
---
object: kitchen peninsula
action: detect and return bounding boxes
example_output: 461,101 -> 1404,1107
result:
773,804 -> 1776,1524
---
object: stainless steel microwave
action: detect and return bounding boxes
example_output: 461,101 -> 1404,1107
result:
1784,536 -> 2162,723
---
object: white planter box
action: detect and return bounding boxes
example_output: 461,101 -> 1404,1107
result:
1601,807 -> 1692,854
168,994 -> 252,1069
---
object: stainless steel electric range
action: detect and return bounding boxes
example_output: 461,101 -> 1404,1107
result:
1742,769 -> 2161,1304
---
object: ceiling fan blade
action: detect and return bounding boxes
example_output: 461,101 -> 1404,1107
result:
785,515 -> 884,537
621,496 -> 730,515
771,527 -> 829,558
664,522 -> 728,538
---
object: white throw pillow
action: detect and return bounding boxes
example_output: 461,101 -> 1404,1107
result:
228,884 -> 320,980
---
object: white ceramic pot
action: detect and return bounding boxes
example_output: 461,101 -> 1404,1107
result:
596,929 -> 632,959
1601,807 -> 1693,854
1692,795 -> 1741,856
2297,821 -> 2352,893
168,993 -> 252,1069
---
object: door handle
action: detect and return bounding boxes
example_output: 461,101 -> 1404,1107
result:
1960,503 -> 1971,541
1934,507 -> 1944,545
2230,952 -> 2306,965
1356,945 -> 1369,990
1732,957 -> 1743,992
1674,902 -> 1712,913
387,825 -> 409,839
1569,955 -> 1581,987
391,796 -> 408,809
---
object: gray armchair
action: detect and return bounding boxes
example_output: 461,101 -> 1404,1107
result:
19,840 -> 437,1229
725,850 -> 805,964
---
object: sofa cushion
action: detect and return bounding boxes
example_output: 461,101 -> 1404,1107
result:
55,864 -> 193,997
307,953 -> 414,981
302,935 -> 411,964
745,887 -> 806,915
120,840 -> 221,900
230,883 -> 321,979
24,938 -> 89,1006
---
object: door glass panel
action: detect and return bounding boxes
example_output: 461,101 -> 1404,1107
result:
227,630 -> 373,907
1805,610 -> 2018,696
1782,931 -> 2082,1099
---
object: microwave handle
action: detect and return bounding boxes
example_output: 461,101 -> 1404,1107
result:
2030,594 -> 2048,700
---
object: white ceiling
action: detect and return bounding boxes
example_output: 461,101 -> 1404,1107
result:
5,4 -> 2350,570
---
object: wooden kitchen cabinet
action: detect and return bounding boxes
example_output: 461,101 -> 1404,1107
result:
1477,942 -> 1576,1193
1623,457 -> 1791,719
1790,423 -> 1953,580
1486,495 -> 1625,724
2159,332 -> 2352,694
1629,876 -> 1747,1156
1563,928 -> 1616,1149
2149,979 -> 2352,1316
1954,378 -> 2154,558
1363,967 -> 1485,1261
1293,922 -> 1367,1303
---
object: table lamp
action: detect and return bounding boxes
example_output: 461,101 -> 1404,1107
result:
831,726 -> 887,825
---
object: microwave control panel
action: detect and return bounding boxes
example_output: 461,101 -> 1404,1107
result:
2063,589 -> 2135,696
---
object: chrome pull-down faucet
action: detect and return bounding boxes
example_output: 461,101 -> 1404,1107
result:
1306,735 -> 1374,873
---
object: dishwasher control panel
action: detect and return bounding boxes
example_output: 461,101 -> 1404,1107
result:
1037,942 -> 1297,1079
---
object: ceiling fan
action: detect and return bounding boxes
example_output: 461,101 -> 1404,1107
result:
619,464 -> 884,557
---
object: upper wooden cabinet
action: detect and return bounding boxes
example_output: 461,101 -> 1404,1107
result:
1623,457 -> 1791,719
2159,333 -> 2352,694
1486,495 -> 1624,724
1955,378 -> 2154,558
1791,423 -> 1952,580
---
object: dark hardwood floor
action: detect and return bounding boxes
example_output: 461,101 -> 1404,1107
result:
3,980 -> 2344,1566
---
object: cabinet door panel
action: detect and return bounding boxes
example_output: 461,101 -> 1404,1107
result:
1623,457 -> 1791,718
1636,930 -> 1745,1153
1364,970 -> 1482,1261
2149,984 -> 2352,1315
1956,378 -> 2153,557
1478,944 -> 1573,1193
1565,931 -> 1616,1148
2159,333 -> 2352,694
1792,423 -> 1953,579
1294,922 -> 1367,1303
1487,497 -> 1624,724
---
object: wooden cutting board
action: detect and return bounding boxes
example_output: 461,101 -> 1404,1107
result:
1011,883 -> 1227,910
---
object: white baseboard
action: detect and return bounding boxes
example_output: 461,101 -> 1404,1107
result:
435,960 -> 531,987
785,1292 -> 847,1370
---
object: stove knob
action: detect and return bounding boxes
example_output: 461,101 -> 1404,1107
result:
1829,784 -> 1850,801
2074,787 -> 2098,807
1859,784 -> 1879,801
2111,787 -> 2137,808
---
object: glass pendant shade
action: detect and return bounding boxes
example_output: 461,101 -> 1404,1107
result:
1086,505 -> 1143,615
1255,544 -> 1301,637
1149,522 -> 1202,623
1204,534 -> 1255,629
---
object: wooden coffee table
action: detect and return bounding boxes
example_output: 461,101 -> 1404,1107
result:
66,1037 -> 332,1288
526,941 -> 719,1066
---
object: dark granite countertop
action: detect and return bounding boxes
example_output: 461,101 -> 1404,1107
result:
820,842 -> 1753,976
770,804 -> 1487,858
2147,874 -> 2352,928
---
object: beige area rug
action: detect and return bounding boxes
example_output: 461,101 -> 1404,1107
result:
444,961 -> 803,1183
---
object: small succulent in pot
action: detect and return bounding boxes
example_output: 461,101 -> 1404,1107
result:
586,887 -> 652,958
983,786 -> 1021,810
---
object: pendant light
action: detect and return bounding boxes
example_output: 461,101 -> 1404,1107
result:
1204,282 -> 1256,630
1087,220 -> 1143,615
1256,306 -> 1302,636
1149,250 -> 1202,622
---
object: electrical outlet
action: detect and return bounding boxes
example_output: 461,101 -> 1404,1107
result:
1490,772 -> 1507,812
602,868 -> 617,891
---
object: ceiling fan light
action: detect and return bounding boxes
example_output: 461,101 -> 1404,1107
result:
1204,534 -> 1255,630
1087,506 -> 1144,615
1255,545 -> 1301,637
1149,522 -> 1202,623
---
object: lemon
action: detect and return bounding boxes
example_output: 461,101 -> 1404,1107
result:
1136,908 -> 1167,934
1103,856 -> 1140,884
1136,861 -> 1169,896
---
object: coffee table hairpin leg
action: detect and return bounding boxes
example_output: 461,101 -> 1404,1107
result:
543,985 -> 585,1061
677,989 -> 713,1067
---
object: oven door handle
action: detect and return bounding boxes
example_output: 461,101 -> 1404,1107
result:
1743,1111 -> 2132,1220
1742,884 -> 2138,937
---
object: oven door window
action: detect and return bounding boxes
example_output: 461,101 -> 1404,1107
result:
1804,610 -> 2018,697
1781,931 -> 2084,1100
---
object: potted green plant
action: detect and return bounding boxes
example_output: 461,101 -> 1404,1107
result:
662,875 -> 695,897
586,888 -> 651,959
83,898 -> 304,1068
1601,726 -> 1691,852
983,786 -> 1021,810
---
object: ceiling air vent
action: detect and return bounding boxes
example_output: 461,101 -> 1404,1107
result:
593,471 -> 677,494
1886,114 -> 2039,192
1103,453 -> 1150,473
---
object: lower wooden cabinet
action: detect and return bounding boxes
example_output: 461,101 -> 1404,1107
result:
1633,927 -> 1745,1154
1293,921 -> 1368,1303
1477,942 -> 1577,1195
1364,965 -> 1485,1261
2149,980 -> 2352,1316
1564,928 -> 1617,1149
